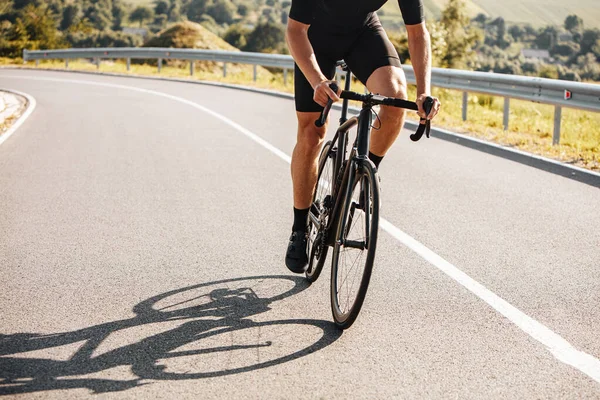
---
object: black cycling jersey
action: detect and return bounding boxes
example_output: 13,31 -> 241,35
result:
289,0 -> 424,28
289,0 -> 424,112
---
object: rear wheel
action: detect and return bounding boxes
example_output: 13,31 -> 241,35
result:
330,159 -> 380,329
306,141 -> 336,283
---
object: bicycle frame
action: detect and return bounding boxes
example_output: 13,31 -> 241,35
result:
319,68 -> 374,243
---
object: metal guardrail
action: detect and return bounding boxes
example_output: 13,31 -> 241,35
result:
23,48 -> 600,145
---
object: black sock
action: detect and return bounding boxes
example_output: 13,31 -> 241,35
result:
369,151 -> 384,168
292,207 -> 309,232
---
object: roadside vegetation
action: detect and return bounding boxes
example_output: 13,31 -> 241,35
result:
0,0 -> 598,170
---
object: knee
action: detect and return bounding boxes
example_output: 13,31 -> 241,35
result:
382,81 -> 408,123
297,118 -> 327,149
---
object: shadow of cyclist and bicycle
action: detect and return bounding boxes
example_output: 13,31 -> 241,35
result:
0,275 -> 342,395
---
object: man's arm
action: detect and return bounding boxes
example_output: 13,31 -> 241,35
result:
286,18 -> 339,107
398,0 -> 440,120
406,22 -> 439,119
406,22 -> 431,96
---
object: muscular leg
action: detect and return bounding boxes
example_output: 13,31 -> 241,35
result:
365,65 -> 408,157
291,111 -> 328,209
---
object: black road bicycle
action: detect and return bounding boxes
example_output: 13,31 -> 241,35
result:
306,62 -> 433,329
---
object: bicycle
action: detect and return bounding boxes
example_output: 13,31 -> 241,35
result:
305,62 -> 434,329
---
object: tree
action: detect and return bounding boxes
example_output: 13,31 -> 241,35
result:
167,0 -> 181,21
130,5 -> 154,27
11,4 -> 65,51
244,22 -> 285,53
575,52 -> 600,80
439,0 -> 481,68
489,17 -> 511,49
579,29 -> 600,56
0,0 -> 13,15
237,3 -> 248,16
472,13 -> 487,26
83,0 -> 114,31
207,0 -> 235,24
186,0 -> 211,22
12,0 -> 35,10
223,23 -> 249,49
564,15 -> 583,33
535,26 -> 558,50
508,25 -> 524,41
550,42 -> 580,57
60,4 -> 79,31
521,62 -> 538,75
154,0 -> 169,15
112,0 -> 127,30
153,14 -> 168,29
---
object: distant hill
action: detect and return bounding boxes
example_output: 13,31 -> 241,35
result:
125,0 -> 599,30
381,0 -> 599,29
144,21 -> 270,75
144,21 -> 238,50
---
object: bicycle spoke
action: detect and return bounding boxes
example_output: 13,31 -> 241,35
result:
337,247 -> 364,312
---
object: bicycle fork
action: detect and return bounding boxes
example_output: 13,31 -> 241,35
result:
325,105 -> 373,248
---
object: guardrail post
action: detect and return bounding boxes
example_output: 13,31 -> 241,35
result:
462,92 -> 468,121
35,59 -> 39,67
553,106 -> 562,145
223,62 -> 227,77
190,61 -> 194,76
95,57 -> 100,70
158,58 -> 162,73
283,68 -> 288,86
126,58 -> 131,72
253,65 -> 257,82
503,97 -> 510,131
65,59 -> 69,69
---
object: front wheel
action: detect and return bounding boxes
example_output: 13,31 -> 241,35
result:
306,141 -> 335,283
330,159 -> 380,329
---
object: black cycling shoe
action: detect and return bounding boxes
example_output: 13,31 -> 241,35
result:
285,230 -> 308,273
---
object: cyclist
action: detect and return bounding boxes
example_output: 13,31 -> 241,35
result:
285,0 -> 441,273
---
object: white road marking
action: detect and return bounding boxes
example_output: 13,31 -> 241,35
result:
5,74 -> 600,384
0,88 -> 36,147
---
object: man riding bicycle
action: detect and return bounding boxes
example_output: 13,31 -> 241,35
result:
285,0 -> 442,273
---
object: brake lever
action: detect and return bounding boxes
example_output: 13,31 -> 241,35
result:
409,97 -> 434,142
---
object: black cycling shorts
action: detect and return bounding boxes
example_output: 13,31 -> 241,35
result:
294,14 -> 402,113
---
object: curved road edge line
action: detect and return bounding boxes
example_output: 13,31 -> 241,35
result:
5,73 -> 600,384
0,87 -> 37,147
2,66 -> 598,187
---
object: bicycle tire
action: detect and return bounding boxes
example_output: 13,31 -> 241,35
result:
330,158 -> 380,329
306,141 -> 336,283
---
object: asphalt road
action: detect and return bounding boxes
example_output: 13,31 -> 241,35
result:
1,69 -> 599,399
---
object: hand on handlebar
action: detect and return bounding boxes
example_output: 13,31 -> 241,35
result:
416,93 -> 441,122
409,94 -> 439,142
313,80 -> 341,107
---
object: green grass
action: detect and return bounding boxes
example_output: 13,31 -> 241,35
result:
5,57 -> 599,171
